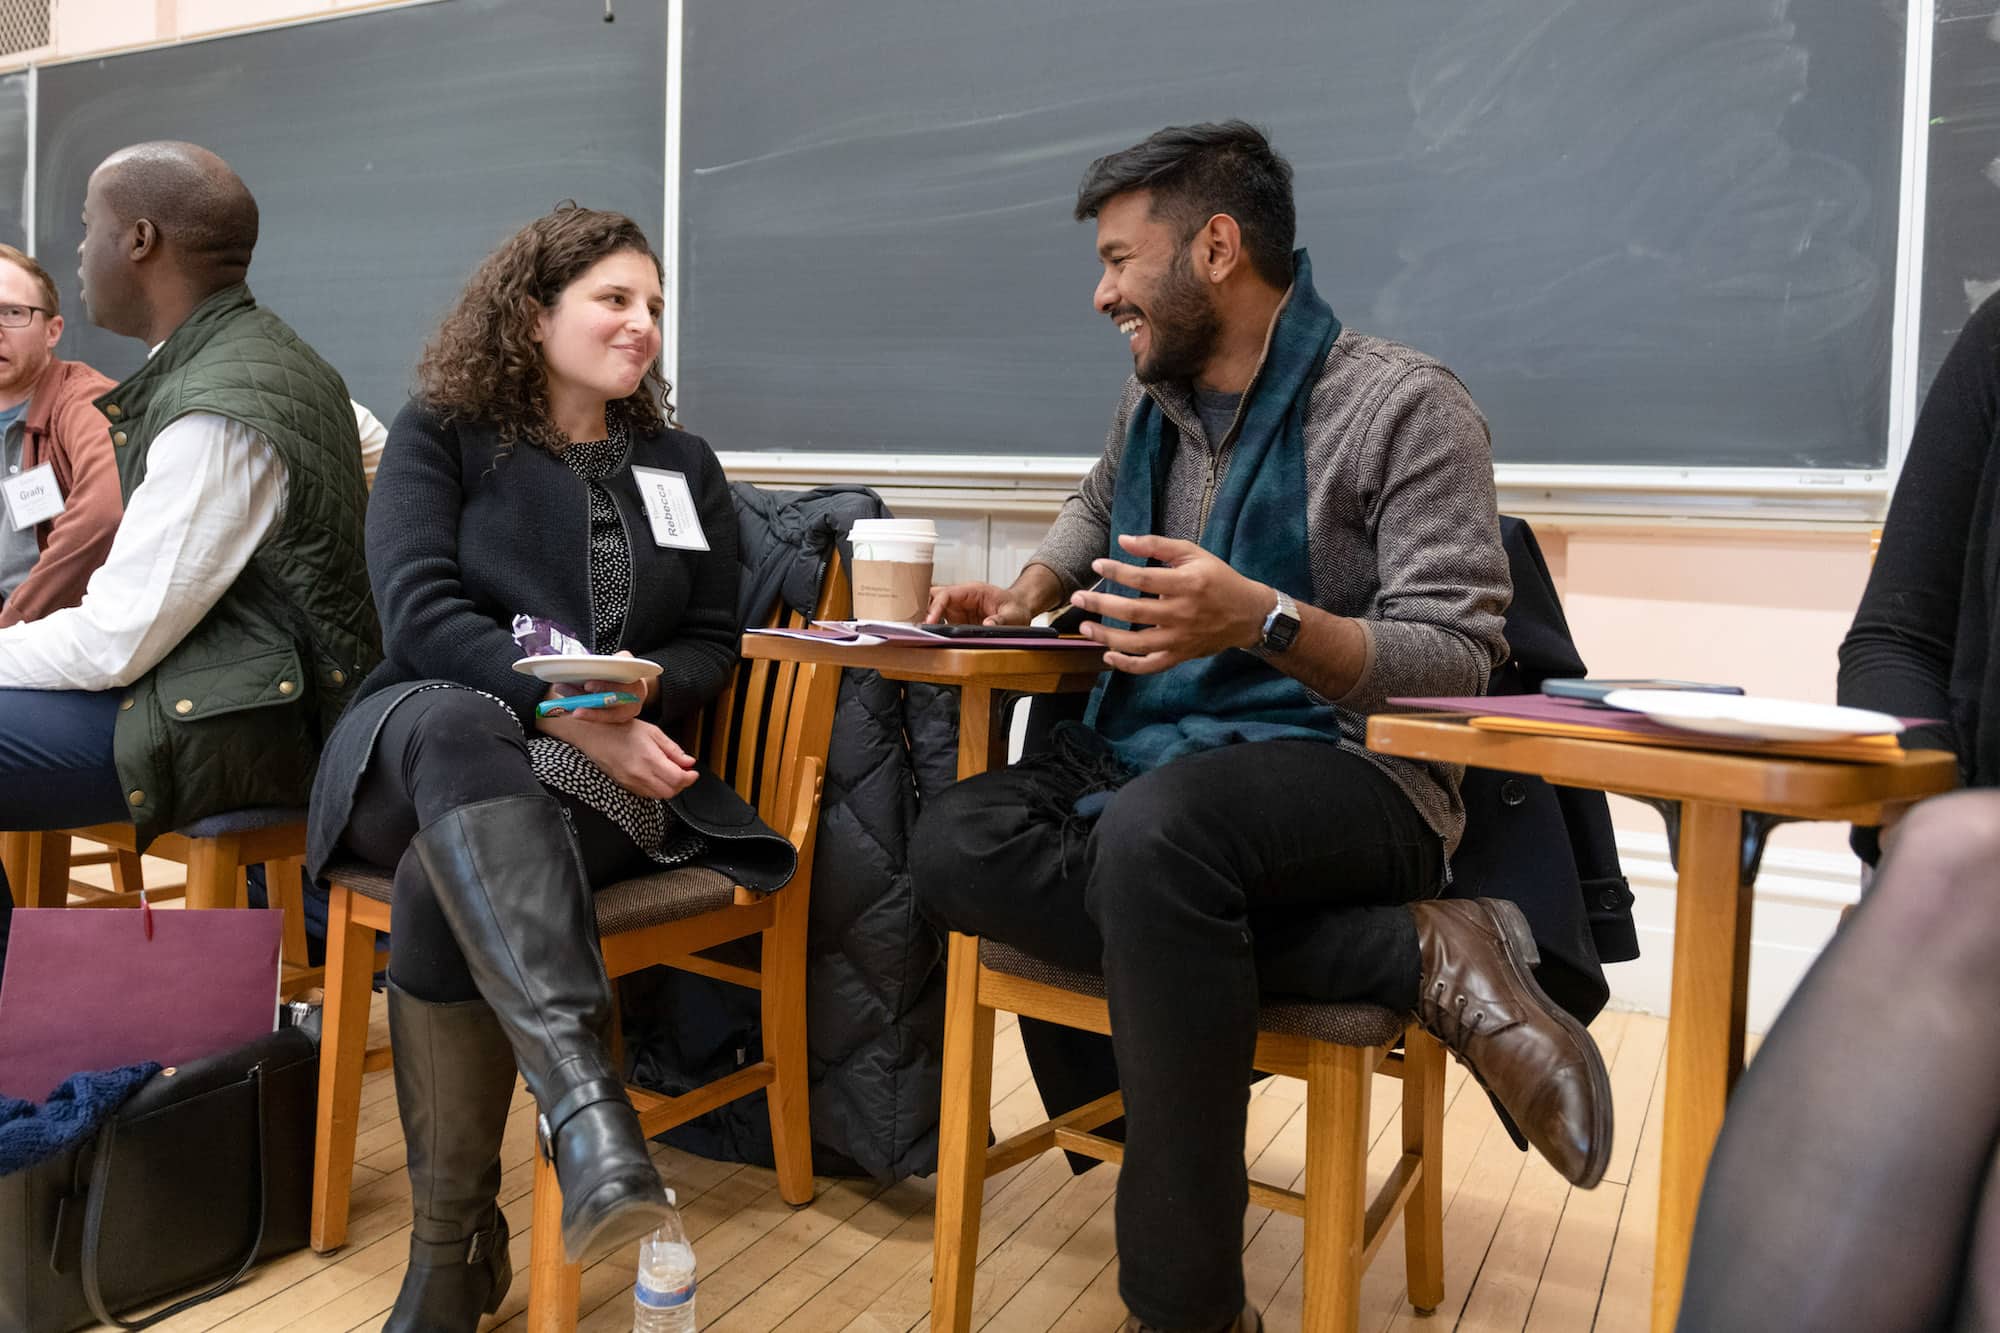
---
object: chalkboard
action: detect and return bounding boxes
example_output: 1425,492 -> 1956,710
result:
1921,2 -> 2000,397
680,0 -> 1907,469
34,0 -> 664,417
0,71 -> 26,251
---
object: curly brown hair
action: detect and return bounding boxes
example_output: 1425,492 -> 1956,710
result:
415,202 -> 675,449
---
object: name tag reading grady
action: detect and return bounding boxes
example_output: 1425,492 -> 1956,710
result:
1,464 -> 65,532
631,465 -> 710,551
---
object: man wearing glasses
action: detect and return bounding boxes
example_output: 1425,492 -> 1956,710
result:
0,243 -> 119,629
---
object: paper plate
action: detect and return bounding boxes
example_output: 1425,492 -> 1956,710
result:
1603,690 -> 1904,743
510,654 -> 663,685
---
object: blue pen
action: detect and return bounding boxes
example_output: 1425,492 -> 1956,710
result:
535,690 -> 641,718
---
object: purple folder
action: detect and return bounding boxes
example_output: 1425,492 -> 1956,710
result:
0,908 -> 281,1101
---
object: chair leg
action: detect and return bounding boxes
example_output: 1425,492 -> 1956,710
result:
110,849 -> 145,898
1401,1027 -> 1446,1313
1301,1040 -> 1371,1333
183,835 -> 240,910
762,878 -> 815,1206
311,886 -> 376,1253
930,932 -> 997,1333
526,1152 -> 582,1333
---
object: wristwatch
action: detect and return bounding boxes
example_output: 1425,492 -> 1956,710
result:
1256,587 -> 1301,656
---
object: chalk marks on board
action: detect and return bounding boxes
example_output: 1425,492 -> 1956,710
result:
1378,0 -> 1878,377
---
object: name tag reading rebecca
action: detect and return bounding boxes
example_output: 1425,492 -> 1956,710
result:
1,464 -> 65,532
631,465 -> 709,551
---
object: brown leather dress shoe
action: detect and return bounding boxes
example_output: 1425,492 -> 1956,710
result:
1409,897 -> 1613,1188
1121,1306 -> 1263,1333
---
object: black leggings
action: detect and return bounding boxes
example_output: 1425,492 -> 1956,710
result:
338,687 -> 650,1002
1678,789 -> 2000,1331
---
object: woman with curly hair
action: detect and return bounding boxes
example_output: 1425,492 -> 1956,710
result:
307,204 -> 789,1331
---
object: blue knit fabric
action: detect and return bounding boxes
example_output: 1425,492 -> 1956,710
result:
0,1062 -> 161,1176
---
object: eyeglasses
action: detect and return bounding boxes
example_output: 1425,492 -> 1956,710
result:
0,305 -> 53,329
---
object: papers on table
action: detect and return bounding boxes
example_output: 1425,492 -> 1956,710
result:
744,621 -> 1105,650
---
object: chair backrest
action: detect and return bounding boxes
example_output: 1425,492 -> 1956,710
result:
691,554 -> 851,840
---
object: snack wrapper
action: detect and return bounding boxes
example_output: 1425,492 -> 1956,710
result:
511,614 -> 591,658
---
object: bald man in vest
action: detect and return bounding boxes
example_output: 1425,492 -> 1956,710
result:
0,142 -> 379,977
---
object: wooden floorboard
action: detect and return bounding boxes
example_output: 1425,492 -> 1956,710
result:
64,853 -> 1672,1333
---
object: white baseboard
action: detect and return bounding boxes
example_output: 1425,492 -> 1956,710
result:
1605,829 -> 1861,1034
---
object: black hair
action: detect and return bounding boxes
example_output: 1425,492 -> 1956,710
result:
1073,120 -> 1296,288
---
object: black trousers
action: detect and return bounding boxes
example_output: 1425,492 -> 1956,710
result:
339,687 -> 650,1002
911,734 -> 1441,1332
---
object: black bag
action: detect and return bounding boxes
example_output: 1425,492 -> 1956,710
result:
0,1026 -> 317,1333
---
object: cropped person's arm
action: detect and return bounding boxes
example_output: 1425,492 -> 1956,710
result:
0,414 -> 285,690
1314,367 -> 1510,709
1020,377 -> 1141,602
1838,297 -> 1999,758
0,396 -> 125,627
365,404 -> 547,723
626,442 -> 742,722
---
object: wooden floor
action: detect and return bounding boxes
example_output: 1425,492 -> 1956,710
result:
104,990 -> 1672,1333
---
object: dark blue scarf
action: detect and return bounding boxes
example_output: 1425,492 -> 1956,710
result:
1084,249 -> 1345,773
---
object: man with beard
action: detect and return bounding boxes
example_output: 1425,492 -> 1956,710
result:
915,122 -> 1610,1333
0,244 -> 120,628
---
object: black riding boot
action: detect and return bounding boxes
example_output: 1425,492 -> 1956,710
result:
383,982 -> 516,1333
411,794 -> 674,1261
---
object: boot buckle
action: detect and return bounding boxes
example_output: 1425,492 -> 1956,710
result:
537,1112 -> 555,1164
466,1228 -> 488,1264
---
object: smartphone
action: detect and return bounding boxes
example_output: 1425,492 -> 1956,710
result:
535,690 -> 642,718
1541,678 -> 1744,705
925,623 -> 1061,639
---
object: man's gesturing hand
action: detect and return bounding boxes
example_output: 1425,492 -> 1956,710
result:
1067,534 -> 1274,674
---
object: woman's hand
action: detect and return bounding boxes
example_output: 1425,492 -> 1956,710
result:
545,715 -> 698,799
541,651 -> 654,725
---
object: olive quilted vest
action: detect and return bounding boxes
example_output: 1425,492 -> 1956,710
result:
94,285 -> 381,846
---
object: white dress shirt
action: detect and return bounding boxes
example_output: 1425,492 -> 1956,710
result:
0,412 -> 288,691
353,400 -> 388,489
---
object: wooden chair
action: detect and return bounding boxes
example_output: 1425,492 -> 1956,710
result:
932,933 -> 1447,1333
309,555 -> 851,1331
0,811 -> 321,996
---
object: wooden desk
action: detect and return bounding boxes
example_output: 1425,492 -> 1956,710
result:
1366,712 -> 1958,1331
740,637 -> 1103,778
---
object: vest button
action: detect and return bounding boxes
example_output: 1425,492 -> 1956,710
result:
174,699 -> 193,715
104,403 -> 122,419
129,790 -> 145,805
119,695 -> 134,711
278,679 -> 296,696
112,431 -> 128,446
330,669 -> 346,686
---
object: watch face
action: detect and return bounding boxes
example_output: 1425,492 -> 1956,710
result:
1262,598 -> 1300,652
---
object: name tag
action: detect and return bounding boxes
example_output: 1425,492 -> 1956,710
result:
631,466 -> 709,551
1,464 -> 65,532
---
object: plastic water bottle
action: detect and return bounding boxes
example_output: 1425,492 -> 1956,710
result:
633,1191 -> 697,1332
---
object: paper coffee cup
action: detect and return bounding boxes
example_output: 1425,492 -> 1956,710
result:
849,518 -> 938,622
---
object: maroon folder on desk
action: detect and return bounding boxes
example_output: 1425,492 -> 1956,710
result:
0,907 -> 281,1101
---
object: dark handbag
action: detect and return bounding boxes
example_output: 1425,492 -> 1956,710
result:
0,1026 -> 317,1333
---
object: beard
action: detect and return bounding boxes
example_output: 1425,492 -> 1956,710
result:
1132,250 -> 1222,386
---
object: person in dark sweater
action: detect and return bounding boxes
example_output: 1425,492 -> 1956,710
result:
1675,300 -> 2000,1329
1840,288 -> 2000,850
307,205 -> 785,1332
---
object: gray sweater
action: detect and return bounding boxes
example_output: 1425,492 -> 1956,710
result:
1030,328 -> 1512,854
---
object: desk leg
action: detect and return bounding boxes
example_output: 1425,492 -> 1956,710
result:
957,685 -> 1010,781
1651,799 -> 1756,1331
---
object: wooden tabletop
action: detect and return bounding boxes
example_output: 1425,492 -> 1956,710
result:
1366,712 -> 1959,822
741,634 -> 1105,692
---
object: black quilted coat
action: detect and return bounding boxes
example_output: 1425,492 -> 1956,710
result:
620,484 -> 961,1180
